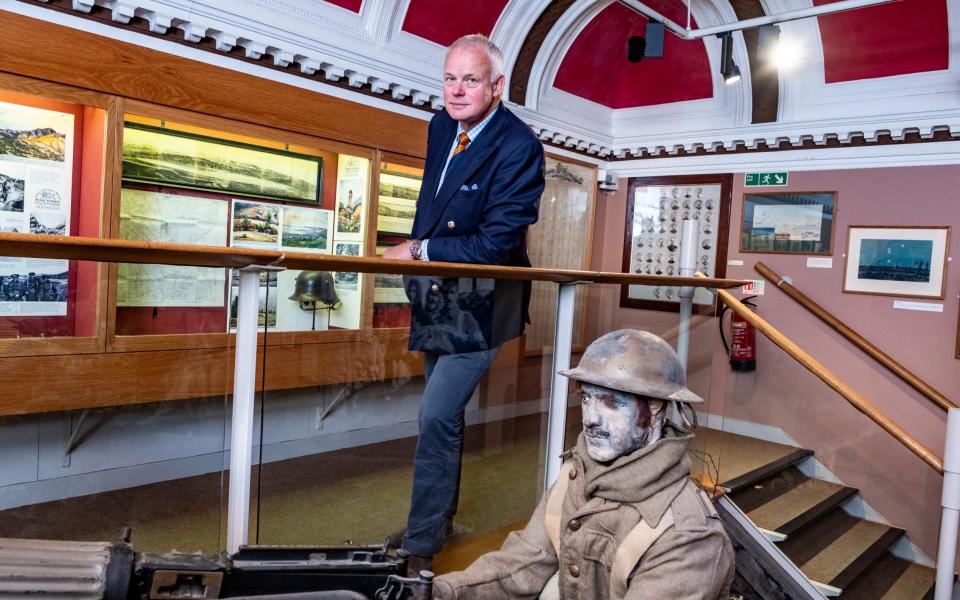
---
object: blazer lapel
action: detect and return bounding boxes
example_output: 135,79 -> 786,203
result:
420,107 -> 508,236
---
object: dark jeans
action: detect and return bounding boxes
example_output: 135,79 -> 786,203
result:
402,347 -> 500,557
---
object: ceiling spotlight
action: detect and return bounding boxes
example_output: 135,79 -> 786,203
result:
719,32 -> 741,85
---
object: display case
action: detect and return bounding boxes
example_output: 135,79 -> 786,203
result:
373,154 -> 424,330
109,106 -> 377,350
0,74 -> 112,357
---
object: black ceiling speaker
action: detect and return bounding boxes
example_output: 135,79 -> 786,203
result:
627,35 -> 646,63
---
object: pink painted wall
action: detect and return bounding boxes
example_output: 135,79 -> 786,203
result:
587,165 -> 960,561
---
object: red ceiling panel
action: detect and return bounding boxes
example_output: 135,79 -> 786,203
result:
402,0 -> 511,47
815,0 -> 948,83
553,2 -> 713,109
323,0 -> 362,12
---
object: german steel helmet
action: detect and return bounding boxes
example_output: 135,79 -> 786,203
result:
560,329 -> 704,404
288,271 -> 340,305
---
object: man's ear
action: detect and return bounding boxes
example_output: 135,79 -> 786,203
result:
492,74 -> 505,98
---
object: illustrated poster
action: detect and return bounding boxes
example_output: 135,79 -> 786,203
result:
0,100 -> 74,316
334,155 -> 369,241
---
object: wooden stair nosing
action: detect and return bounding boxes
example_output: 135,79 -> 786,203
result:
829,526 -> 906,591
837,552 -> 921,600
776,486 -> 859,537
721,448 -> 815,493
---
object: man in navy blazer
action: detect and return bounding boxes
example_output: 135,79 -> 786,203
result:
383,34 -> 544,573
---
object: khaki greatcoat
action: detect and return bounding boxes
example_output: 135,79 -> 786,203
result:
433,424 -> 735,599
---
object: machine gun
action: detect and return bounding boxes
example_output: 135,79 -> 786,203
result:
0,531 -> 433,600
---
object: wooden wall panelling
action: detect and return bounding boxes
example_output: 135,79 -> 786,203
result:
525,153 -> 598,354
0,10 -> 429,159
0,335 -> 425,418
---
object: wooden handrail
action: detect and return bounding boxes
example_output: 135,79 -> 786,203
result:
755,262 -> 957,412
0,232 -> 749,289
701,275 -> 944,474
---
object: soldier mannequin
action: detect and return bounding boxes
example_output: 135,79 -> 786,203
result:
431,329 -> 734,600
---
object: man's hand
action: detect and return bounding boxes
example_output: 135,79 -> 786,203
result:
383,240 -> 415,260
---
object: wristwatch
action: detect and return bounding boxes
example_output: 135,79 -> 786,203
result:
409,239 -> 423,260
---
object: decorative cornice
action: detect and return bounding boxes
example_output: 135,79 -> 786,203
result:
14,0 -> 960,167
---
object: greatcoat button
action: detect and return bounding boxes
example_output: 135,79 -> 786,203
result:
568,519 -> 581,531
447,220 -> 456,229
568,565 -> 580,578
430,283 -> 440,292
568,468 -> 577,480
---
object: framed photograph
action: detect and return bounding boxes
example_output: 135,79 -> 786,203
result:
843,226 -> 950,299
122,123 -> 322,203
231,199 -> 280,250
334,155 -> 369,241
619,174 -> 731,314
377,162 -> 422,237
741,192 -> 837,255
334,242 -> 360,292
280,205 -> 333,254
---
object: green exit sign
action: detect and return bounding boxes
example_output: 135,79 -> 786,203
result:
745,172 -> 789,187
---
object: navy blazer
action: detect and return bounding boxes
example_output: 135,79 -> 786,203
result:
405,105 -> 544,354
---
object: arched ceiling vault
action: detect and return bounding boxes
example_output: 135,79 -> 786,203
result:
10,0 -> 958,166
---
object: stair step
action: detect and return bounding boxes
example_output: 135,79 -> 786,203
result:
777,507 -> 904,590
719,447 -> 814,494
839,552 -> 936,600
733,467 -> 857,534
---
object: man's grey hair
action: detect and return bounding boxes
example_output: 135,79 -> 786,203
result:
447,34 -> 505,81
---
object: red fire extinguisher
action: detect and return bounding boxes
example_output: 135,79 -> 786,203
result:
720,296 -> 757,371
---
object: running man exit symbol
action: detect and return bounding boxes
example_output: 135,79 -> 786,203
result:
745,172 -> 789,187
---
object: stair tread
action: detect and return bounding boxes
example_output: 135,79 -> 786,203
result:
688,428 -> 807,492
744,477 -> 849,532
839,553 -> 935,600
793,518 -> 901,587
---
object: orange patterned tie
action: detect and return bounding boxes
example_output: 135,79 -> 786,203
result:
452,132 -> 470,157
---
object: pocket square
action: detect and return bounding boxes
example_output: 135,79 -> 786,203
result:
459,183 -> 479,191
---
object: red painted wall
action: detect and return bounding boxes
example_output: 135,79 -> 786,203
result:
323,0 -> 362,13
587,165 -> 960,563
554,1 -> 712,108
815,0 -> 949,82
402,0 -> 510,47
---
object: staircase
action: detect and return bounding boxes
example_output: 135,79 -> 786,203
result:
695,428 -> 937,599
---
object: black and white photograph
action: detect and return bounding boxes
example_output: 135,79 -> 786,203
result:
0,170 -> 25,212
122,124 -> 322,203
29,212 -> 66,236
0,257 -> 69,316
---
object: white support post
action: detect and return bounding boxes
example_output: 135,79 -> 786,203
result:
935,408 -> 960,599
226,267 -> 264,555
676,219 -> 699,371
544,282 -> 578,491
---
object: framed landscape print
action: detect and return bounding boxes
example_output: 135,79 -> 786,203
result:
843,226 -> 950,299
122,123 -> 322,203
620,174 -> 731,314
740,192 -> 837,255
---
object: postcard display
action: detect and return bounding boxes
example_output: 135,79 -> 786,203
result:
627,184 -> 722,307
0,100 -> 74,317
118,122 -> 370,334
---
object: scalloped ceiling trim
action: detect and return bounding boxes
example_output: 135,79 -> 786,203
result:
13,0 -> 960,164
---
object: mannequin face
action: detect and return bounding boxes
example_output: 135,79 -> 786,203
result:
581,383 -> 665,462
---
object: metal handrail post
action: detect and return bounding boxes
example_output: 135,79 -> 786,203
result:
676,220 -> 699,370
544,282 -> 578,491
226,264 -> 283,554
935,408 -> 960,599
